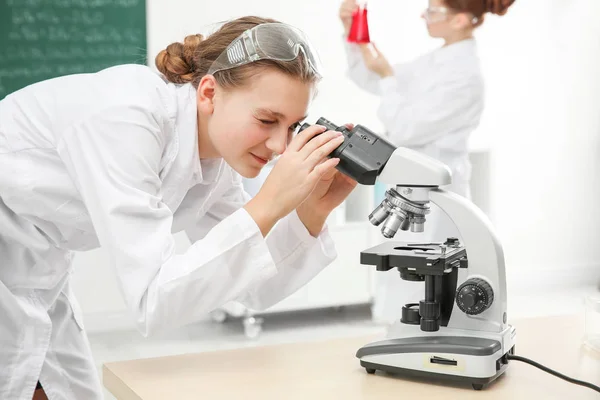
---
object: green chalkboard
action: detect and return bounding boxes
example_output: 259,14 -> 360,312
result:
0,0 -> 147,100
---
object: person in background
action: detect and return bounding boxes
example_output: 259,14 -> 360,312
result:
339,0 -> 515,324
0,16 -> 357,400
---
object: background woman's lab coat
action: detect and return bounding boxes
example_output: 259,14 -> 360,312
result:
343,39 -> 485,323
0,64 -> 337,399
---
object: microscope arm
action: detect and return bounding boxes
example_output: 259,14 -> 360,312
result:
429,189 -> 508,333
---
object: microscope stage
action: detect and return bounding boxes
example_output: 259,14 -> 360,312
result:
360,241 -> 467,275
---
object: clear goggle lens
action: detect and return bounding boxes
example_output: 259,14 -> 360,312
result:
207,23 -> 323,77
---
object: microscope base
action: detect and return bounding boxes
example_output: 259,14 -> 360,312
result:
358,359 -> 507,390
356,335 -> 514,391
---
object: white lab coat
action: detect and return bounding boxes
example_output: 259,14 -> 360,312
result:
0,64 -> 337,399
344,39 -> 484,323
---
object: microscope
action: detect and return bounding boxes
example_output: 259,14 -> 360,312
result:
298,118 -> 516,391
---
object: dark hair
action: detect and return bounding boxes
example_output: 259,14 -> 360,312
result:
444,0 -> 515,27
155,16 -> 318,89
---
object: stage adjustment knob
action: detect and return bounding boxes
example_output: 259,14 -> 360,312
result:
456,278 -> 494,315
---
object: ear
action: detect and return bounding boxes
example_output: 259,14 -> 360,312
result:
196,74 -> 218,115
450,12 -> 472,30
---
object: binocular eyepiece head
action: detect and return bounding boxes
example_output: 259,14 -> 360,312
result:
297,117 -> 397,185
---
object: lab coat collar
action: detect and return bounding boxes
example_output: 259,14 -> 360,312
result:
171,82 -> 224,187
432,38 -> 477,65
174,83 -> 203,183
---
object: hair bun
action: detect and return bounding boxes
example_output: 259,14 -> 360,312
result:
487,0 -> 515,15
155,34 -> 204,84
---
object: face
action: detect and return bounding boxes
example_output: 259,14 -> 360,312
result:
198,69 -> 313,178
421,0 -> 472,38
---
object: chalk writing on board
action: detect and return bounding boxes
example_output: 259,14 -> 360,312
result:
6,0 -> 140,7
0,65 -> 54,80
6,25 -> 142,44
0,45 -> 145,63
0,62 -> 122,80
11,9 -> 105,25
0,0 -> 147,99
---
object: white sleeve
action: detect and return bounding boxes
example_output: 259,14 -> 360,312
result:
343,38 -> 414,97
186,178 -> 338,311
376,74 -> 483,147
56,104 -> 276,336
343,39 -> 382,95
240,210 -> 338,311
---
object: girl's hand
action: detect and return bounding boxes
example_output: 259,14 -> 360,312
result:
297,168 -> 358,236
297,123 -> 358,236
244,125 -> 345,236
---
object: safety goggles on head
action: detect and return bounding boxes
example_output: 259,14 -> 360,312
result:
423,6 -> 479,25
207,22 -> 323,78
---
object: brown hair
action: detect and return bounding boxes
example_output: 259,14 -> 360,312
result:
444,0 -> 515,27
155,16 -> 318,90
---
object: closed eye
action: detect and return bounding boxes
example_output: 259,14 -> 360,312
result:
259,119 -> 277,125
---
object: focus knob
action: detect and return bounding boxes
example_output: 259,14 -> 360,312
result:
456,278 -> 494,315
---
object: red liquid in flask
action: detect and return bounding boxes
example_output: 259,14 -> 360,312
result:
347,5 -> 371,43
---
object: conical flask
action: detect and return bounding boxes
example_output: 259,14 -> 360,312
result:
347,2 -> 371,43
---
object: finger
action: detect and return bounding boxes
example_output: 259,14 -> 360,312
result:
299,129 -> 343,159
340,9 -> 354,19
341,173 -> 358,187
340,4 -> 357,13
321,167 -> 338,181
344,123 -> 354,130
340,3 -> 358,15
304,134 -> 345,169
287,124 -> 327,152
333,174 -> 358,197
307,158 -> 340,186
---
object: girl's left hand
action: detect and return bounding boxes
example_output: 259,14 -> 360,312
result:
359,43 -> 394,78
296,124 -> 359,236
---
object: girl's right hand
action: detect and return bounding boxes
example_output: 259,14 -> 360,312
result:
339,0 -> 359,35
243,125 -> 345,236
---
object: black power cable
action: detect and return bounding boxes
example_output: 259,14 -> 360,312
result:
506,354 -> 600,394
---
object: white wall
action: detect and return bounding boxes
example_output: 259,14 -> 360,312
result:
72,0 -> 600,331
475,0 -> 600,279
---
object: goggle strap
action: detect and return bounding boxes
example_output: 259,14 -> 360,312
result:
243,31 -> 259,61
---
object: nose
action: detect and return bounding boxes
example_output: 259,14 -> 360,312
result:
265,128 -> 288,156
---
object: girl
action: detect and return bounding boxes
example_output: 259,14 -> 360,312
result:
339,0 -> 513,323
0,16 -> 357,399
